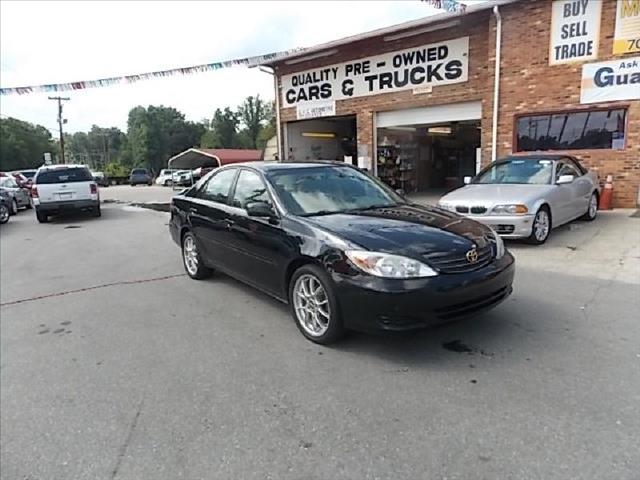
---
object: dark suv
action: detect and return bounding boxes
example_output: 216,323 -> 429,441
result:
130,168 -> 152,186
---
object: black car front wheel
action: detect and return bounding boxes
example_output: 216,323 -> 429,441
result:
289,264 -> 344,344
182,232 -> 212,280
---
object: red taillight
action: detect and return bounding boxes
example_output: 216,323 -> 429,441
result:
90,183 -> 98,194
31,186 -> 38,198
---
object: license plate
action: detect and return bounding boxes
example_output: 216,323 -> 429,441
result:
58,192 -> 73,200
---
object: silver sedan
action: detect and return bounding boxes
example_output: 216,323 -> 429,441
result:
437,154 -> 600,244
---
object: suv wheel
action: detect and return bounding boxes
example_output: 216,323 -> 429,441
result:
0,204 -> 9,224
93,205 -> 101,218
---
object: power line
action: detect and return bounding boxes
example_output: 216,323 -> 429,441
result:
48,96 -> 70,163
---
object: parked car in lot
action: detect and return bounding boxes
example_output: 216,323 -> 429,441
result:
32,164 -> 100,223
10,171 -> 33,189
130,168 -> 152,186
16,169 -> 37,180
170,162 -> 514,344
92,171 -> 110,187
0,194 -> 11,224
0,175 -> 32,213
155,169 -> 178,186
438,154 -> 600,245
173,170 -> 195,186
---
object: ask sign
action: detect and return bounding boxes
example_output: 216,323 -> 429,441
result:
549,0 -> 602,65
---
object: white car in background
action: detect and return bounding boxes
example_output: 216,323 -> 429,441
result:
155,169 -> 179,186
32,164 -> 100,223
438,154 -> 599,245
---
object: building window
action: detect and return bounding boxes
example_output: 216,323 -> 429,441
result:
516,108 -> 626,151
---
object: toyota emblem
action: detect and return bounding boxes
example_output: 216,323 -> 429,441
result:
466,249 -> 478,263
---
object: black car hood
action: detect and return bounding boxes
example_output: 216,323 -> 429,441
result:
303,204 -> 492,257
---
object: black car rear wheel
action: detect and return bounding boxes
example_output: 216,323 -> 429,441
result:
289,264 -> 344,344
182,232 -> 212,280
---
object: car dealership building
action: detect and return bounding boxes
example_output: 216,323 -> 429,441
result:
263,0 -> 639,207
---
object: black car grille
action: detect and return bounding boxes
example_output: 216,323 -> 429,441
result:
425,244 -> 494,274
455,205 -> 487,215
496,224 -> 515,234
435,286 -> 512,320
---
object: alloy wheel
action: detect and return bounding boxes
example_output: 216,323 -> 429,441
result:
0,205 -> 9,223
533,210 -> 550,242
589,194 -> 598,218
293,274 -> 331,337
183,235 -> 199,276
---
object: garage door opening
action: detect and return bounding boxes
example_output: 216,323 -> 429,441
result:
285,115 -> 357,163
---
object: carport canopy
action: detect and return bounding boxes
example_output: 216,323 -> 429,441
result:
168,148 -> 263,170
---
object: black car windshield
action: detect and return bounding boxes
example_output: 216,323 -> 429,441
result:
474,158 -> 553,185
267,166 -> 402,216
36,168 -> 93,184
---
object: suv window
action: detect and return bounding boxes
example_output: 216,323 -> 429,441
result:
231,170 -> 272,209
35,168 -> 93,184
199,168 -> 237,204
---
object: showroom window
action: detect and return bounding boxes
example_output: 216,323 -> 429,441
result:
515,108 -> 627,151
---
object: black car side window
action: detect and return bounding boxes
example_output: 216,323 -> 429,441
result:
198,168 -> 237,204
231,170 -> 273,209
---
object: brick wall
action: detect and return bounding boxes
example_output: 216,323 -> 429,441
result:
275,0 -> 639,207
487,0 -> 639,207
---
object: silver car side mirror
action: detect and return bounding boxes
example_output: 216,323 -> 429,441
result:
463,176 -> 472,185
556,174 -> 575,185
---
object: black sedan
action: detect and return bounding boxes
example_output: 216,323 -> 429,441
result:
169,162 -> 515,344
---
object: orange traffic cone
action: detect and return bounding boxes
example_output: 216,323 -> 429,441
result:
599,175 -> 613,210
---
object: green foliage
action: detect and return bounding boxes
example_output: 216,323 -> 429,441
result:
104,162 -> 129,177
0,117 -> 54,171
65,125 -> 127,169
237,95 -> 270,149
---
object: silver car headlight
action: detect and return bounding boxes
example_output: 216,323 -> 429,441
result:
489,229 -> 505,259
345,250 -> 438,278
491,204 -> 529,215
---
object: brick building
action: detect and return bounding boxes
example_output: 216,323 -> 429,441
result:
263,0 -> 639,207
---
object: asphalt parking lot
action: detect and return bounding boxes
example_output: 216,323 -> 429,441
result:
1,190 -> 639,480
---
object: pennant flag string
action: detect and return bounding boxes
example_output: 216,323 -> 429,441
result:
0,48 -> 305,96
420,0 -> 467,14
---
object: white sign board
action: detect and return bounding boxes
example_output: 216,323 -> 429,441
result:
549,0 -> 602,65
43,152 -> 52,164
281,37 -> 469,107
613,0 -> 640,55
580,56 -> 640,103
296,100 -> 336,120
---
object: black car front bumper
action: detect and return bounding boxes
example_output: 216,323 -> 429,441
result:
332,252 -> 515,332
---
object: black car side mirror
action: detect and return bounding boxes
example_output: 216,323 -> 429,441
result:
246,201 -> 275,218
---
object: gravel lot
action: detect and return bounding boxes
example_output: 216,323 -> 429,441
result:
1,198 -> 639,480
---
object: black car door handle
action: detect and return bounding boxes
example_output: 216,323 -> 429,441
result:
189,207 -> 199,213
224,219 -> 234,229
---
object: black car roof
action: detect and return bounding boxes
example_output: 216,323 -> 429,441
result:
501,154 -> 576,161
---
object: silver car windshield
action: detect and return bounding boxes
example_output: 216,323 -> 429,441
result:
475,159 -> 553,185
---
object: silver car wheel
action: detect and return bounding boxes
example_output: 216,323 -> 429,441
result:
588,194 -> 598,218
533,210 -> 550,242
0,204 -> 9,223
293,274 -> 331,337
183,235 -> 199,276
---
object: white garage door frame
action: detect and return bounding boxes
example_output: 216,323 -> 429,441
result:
375,100 -> 482,128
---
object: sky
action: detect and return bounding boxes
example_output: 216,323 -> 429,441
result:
0,0 -> 449,135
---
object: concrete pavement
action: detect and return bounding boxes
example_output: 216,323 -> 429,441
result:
1,204 -> 639,480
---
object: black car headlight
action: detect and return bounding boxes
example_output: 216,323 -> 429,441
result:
345,251 -> 438,279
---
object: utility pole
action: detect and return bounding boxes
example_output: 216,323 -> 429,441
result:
48,96 -> 70,163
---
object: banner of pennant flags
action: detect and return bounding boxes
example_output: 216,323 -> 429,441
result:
0,0 -> 467,96
0,48 -> 305,96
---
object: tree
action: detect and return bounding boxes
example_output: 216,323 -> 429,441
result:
237,95 -> 270,149
201,107 -> 240,148
0,117 -> 54,171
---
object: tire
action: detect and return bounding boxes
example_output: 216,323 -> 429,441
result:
580,192 -> 598,221
26,199 -> 33,209
0,204 -> 9,224
526,206 -> 551,245
182,231 -> 212,280
36,210 -> 48,223
289,264 -> 345,344
164,180 -> 173,187
10,199 -> 18,215
93,205 -> 101,218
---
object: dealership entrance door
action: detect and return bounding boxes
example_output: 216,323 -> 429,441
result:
376,101 -> 482,197
285,115 -> 357,163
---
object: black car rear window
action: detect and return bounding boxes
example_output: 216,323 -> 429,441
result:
35,168 -> 93,184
